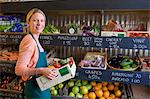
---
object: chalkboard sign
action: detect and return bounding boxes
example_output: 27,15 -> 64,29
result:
0,61 -> 16,74
0,33 -> 149,49
75,68 -> 150,86
0,33 -> 24,44
43,35 -> 149,50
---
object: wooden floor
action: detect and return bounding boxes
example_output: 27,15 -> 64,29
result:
131,84 -> 150,99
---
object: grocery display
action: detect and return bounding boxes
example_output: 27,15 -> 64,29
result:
50,79 -> 132,99
0,0 -> 149,99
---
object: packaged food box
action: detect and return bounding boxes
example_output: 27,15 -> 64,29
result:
79,52 -> 107,70
36,57 -> 76,91
101,31 -> 126,37
127,31 -> 149,38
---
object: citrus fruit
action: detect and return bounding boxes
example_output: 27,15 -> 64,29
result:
84,94 -> 89,99
90,81 -> 97,87
94,85 -> 101,91
97,83 -> 102,89
115,90 -> 121,97
114,82 -> 120,86
95,89 -> 103,97
102,81 -> 108,86
99,97 -> 105,99
110,94 -> 115,99
107,97 -> 112,99
114,86 -> 119,91
102,86 -> 108,91
103,91 -> 110,98
88,92 -> 96,99
108,84 -> 115,91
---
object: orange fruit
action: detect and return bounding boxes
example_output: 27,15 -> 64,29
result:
107,97 -> 112,99
114,82 -> 120,86
88,92 -> 96,99
102,82 -> 108,86
99,97 -> 105,99
107,84 -> 115,91
84,94 -> 89,99
114,90 -> 122,97
102,86 -> 108,91
108,82 -> 113,84
114,86 -> 119,91
94,85 -> 101,91
90,81 -> 97,87
95,89 -> 103,97
97,83 -> 102,89
103,91 -> 110,98
114,98 -> 120,99
110,94 -> 115,99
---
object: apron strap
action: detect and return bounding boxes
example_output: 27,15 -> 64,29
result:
29,33 -> 40,51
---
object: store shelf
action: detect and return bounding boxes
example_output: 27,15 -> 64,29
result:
0,0 -> 149,13
0,89 -> 23,99
75,68 -> 150,86
0,33 -> 149,50
0,60 -> 149,86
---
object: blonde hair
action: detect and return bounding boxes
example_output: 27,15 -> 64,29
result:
26,8 -> 46,24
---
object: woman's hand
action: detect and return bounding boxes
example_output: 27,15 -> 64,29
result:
40,68 -> 58,80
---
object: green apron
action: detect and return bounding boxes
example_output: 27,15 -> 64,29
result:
24,33 -> 50,99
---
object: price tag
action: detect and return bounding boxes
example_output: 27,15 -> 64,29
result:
82,37 -> 92,46
0,35 -> 8,43
132,38 -> 149,49
93,37 -> 103,47
75,69 -> 150,86
103,37 -> 122,48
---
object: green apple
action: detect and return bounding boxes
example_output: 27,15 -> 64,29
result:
70,79 -> 76,82
51,89 -> 58,96
50,86 -> 55,91
72,86 -> 79,94
75,80 -> 81,86
82,80 -> 88,85
76,93 -> 83,98
86,84 -> 92,90
68,81 -> 74,87
80,86 -> 88,95
58,83 -> 64,89
69,92 -> 75,97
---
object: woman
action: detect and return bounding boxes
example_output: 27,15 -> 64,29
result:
15,8 -> 57,99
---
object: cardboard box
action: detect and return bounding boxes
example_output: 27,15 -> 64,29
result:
36,58 -> 76,91
101,31 -> 126,37
79,52 -> 107,70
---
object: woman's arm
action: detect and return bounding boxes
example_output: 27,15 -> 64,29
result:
15,35 -> 57,80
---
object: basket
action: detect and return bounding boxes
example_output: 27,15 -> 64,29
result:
107,63 -> 140,71
107,55 -> 141,71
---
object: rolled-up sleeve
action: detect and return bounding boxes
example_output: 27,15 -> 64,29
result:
15,35 -> 36,78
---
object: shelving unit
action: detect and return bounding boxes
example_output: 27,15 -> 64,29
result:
0,0 -> 149,99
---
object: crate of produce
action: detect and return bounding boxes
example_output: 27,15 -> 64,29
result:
50,79 -> 132,99
107,54 -> 141,71
79,52 -> 107,70
36,57 -> 76,91
101,31 -> 126,37
127,31 -> 149,38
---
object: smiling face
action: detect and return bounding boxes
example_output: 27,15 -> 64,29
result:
28,12 -> 45,34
